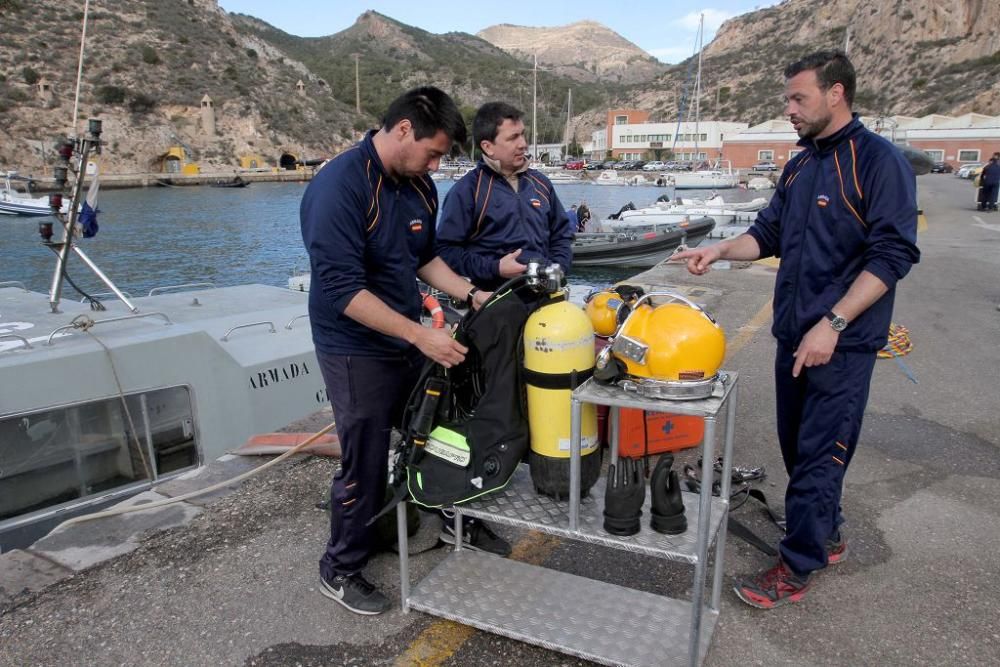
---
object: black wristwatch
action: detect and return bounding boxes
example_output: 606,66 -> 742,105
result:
825,310 -> 848,332
465,287 -> 480,309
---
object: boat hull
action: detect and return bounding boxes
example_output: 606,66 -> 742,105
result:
571,217 -> 715,268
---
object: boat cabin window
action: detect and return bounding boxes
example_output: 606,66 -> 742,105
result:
0,386 -> 199,522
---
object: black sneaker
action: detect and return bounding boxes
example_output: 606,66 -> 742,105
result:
439,519 -> 512,557
319,572 -> 391,615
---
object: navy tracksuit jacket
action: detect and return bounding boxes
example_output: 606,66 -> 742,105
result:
300,131 -> 439,578
436,163 -> 574,290
746,116 -> 920,575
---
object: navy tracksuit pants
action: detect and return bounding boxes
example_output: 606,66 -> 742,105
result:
317,351 -> 424,579
774,343 -> 877,576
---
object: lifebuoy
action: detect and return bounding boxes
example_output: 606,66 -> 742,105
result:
421,292 -> 445,329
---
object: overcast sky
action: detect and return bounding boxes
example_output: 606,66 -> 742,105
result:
217,1 -> 781,64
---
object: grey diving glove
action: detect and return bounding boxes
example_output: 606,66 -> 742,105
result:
650,453 -> 687,535
603,457 -> 645,536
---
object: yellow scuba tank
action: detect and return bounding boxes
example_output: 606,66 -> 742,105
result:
522,264 -> 600,499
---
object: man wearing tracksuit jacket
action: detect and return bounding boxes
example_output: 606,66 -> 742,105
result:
436,102 -> 574,291
300,87 -> 510,616
675,51 -> 920,608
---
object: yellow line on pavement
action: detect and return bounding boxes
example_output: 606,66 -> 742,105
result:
725,298 -> 773,361
393,531 -> 560,666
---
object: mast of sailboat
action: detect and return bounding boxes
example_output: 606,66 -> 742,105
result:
532,53 -> 538,161
47,0 -> 135,314
693,13 -> 703,165
563,88 -> 572,157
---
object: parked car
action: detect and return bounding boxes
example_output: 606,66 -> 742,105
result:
930,162 -> 953,173
564,159 -> 585,170
585,161 -> 606,170
752,161 -> 779,171
642,161 -> 665,171
957,163 -> 982,179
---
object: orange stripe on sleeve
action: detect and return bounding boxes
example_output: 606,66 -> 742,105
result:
474,175 -> 494,237
836,441 -> 848,451
849,139 -> 863,200
365,160 -> 376,217
366,174 -> 383,232
834,152 -> 866,228
526,173 -> 550,195
530,179 -> 550,204
472,170 -> 483,202
410,180 -> 433,214
832,455 -> 845,465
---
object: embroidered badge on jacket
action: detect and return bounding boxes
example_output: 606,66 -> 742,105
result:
816,194 -> 830,208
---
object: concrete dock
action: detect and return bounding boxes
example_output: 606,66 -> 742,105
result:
1,173 -> 998,666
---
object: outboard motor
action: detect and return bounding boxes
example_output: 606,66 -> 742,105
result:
609,202 -> 636,220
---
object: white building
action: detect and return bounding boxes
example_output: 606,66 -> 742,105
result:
590,119 -> 748,161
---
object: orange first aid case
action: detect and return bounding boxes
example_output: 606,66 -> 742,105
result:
615,409 -> 703,458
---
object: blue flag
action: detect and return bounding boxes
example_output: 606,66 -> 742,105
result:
78,166 -> 100,238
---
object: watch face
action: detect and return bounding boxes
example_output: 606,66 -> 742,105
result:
831,316 -> 847,332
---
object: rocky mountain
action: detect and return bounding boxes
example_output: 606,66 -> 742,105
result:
0,0 -> 362,174
477,21 -> 666,84
2,1 -> 997,175
604,0 -> 1000,131
232,11 -> 614,150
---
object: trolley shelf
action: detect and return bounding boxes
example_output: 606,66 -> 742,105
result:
408,550 -> 718,667
458,464 -> 727,563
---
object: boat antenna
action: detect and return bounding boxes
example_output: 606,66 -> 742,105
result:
70,0 -> 91,136
693,13 -> 703,166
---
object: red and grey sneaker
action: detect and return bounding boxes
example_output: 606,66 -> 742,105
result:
733,559 -> 811,609
826,534 -> 848,565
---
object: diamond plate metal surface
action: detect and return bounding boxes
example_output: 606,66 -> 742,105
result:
572,373 -> 738,418
458,465 -> 725,563
409,551 -> 718,667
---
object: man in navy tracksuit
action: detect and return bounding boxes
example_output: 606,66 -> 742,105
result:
436,102 -> 574,290
675,51 -> 920,608
300,87 -> 509,616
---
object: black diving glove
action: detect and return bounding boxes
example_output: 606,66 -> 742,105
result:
603,457 -> 645,536
650,453 -> 687,535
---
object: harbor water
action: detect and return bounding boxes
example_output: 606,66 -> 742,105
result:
0,180 -> 770,295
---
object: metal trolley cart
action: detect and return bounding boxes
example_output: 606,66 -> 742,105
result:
396,372 -> 739,667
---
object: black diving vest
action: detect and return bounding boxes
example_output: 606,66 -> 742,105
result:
399,281 -> 546,508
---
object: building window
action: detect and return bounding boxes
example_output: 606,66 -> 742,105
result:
615,115 -> 628,125
701,133 -> 707,142
787,149 -> 801,160
924,149 -> 944,161
957,149 -> 980,162
758,150 -> 775,161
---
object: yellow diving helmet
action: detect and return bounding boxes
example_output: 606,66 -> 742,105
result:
584,284 -> 645,337
594,292 -> 726,400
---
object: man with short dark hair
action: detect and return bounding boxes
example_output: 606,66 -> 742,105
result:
674,50 -> 920,608
301,86 -> 502,616
436,102 -> 574,290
